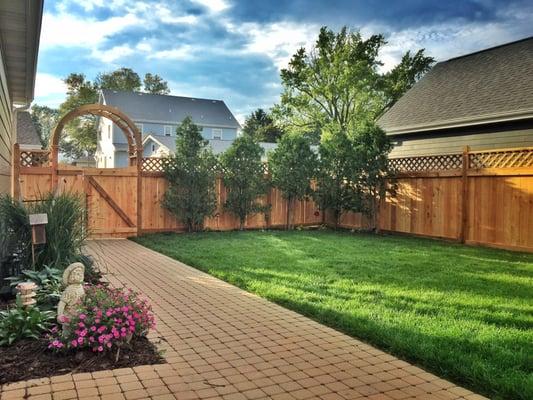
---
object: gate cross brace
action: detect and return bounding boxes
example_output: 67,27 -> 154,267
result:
86,176 -> 136,227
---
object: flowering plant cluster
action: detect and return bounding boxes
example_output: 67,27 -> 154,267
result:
48,285 -> 155,353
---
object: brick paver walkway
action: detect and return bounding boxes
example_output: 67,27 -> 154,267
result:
0,240 -> 487,400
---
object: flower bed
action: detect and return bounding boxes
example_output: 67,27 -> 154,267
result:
0,285 -> 164,385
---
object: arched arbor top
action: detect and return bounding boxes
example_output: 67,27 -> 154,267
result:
49,103 -> 143,167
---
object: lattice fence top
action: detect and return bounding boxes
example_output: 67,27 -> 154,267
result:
142,157 -> 270,174
469,148 -> 533,169
141,157 -> 171,172
20,150 -> 50,167
388,153 -> 463,173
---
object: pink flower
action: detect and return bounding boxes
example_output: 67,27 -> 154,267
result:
98,346 -> 104,352
71,340 -> 78,347
79,313 -> 86,320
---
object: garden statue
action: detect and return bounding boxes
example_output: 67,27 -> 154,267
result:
57,262 -> 85,327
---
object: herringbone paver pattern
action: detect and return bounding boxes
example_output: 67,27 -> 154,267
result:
0,240 -> 487,399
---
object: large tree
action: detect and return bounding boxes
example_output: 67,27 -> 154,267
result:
220,136 -> 268,230
143,73 -> 170,94
268,134 -> 317,229
95,67 -> 141,92
58,73 -> 99,158
162,117 -> 218,232
58,68 -> 170,158
278,26 -> 434,136
242,109 -> 284,143
30,105 -> 60,148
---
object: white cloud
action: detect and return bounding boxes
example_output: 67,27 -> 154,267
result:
149,45 -> 194,60
35,73 -> 67,97
228,21 -> 318,70
33,73 -> 68,107
190,0 -> 230,13
92,44 -> 135,63
40,11 -> 140,49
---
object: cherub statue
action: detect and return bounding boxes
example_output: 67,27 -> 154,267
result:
57,262 -> 85,327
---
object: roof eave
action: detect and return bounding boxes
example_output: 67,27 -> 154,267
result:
382,109 -> 533,136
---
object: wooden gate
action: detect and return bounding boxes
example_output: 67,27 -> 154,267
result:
13,149 -> 141,239
82,167 -> 138,238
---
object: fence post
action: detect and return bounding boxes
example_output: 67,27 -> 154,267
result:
11,143 -> 20,200
50,144 -> 59,192
459,146 -> 470,243
136,153 -> 143,236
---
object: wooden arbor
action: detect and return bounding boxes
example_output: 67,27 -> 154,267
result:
49,103 -> 142,169
48,103 -> 144,235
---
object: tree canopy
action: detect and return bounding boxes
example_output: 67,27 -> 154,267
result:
143,73 -> 170,95
220,136 -> 268,230
268,134 -> 317,229
30,105 -> 60,148
162,117 -> 218,232
241,109 -> 284,143
277,26 -> 433,138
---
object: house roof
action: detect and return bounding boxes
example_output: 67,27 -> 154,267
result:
378,37 -> 533,135
16,111 -> 41,147
0,0 -> 43,104
101,90 -> 241,129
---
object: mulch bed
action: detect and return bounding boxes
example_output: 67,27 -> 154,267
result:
0,336 -> 165,385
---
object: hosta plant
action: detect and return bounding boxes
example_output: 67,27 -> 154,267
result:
48,285 -> 155,355
0,299 -> 55,346
7,266 -> 63,309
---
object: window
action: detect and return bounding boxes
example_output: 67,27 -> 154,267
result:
107,125 -> 111,139
164,125 -> 173,136
212,128 -> 222,140
135,123 -> 143,134
151,143 -> 156,152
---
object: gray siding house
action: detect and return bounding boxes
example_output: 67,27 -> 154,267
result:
0,1 -> 43,193
378,37 -> 533,157
97,90 -> 241,168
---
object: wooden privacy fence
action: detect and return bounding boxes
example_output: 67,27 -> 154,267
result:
12,145 -> 322,238
378,146 -> 533,252
12,144 -> 533,252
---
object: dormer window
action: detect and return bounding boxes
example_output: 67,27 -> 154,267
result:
212,128 -> 222,140
164,126 -> 173,136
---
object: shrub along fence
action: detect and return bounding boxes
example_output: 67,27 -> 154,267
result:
12,144 -> 533,252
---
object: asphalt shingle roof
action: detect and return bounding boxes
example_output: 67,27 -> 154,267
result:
16,111 -> 41,146
378,37 -> 533,135
101,90 -> 241,129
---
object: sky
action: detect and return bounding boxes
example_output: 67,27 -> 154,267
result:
34,0 -> 533,123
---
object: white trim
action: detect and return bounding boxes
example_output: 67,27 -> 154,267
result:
164,125 -> 173,136
142,134 -> 171,151
383,109 -> 533,136
130,118 -> 240,129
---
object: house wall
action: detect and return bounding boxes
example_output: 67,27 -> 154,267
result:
389,120 -> 533,157
113,121 -> 238,144
0,48 -> 13,193
96,117 -> 115,168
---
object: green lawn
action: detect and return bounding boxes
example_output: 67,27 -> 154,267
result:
133,230 -> 533,400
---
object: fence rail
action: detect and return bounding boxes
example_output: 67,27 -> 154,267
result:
13,145 -> 533,252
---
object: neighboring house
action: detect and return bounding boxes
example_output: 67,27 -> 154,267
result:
143,134 -> 277,161
378,37 -> 533,157
16,111 -> 42,150
0,1 -> 43,192
96,90 -> 241,168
